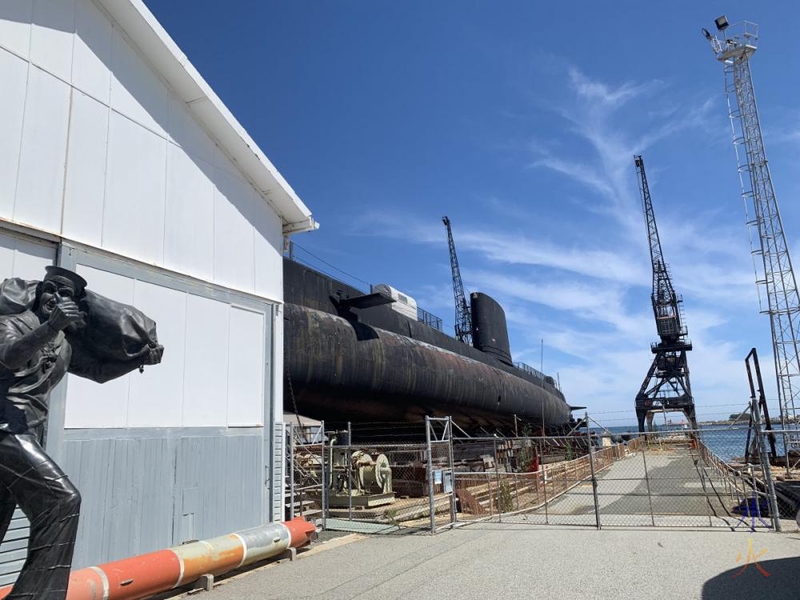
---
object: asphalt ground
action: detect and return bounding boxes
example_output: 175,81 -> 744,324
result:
181,523 -> 800,600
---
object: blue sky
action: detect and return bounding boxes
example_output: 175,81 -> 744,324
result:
145,1 -> 800,427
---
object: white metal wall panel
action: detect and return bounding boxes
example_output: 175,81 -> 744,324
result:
213,173 -> 255,293
0,49 -> 27,219
104,111 -> 166,265
109,26 -> 167,137
8,237 -> 55,277
271,306 -> 284,423
63,90 -> 109,246
65,265 -> 134,429
182,294 -> 229,427
212,143 -> 242,180
14,66 -> 70,233
167,95 -> 214,165
227,307 -> 264,427
164,145 -> 214,281
0,231 -> 55,280
0,3 -> 287,303
0,2 -> 33,59
253,206 -> 284,301
127,280 -> 186,428
72,0 -> 111,104
64,259 -> 269,429
30,0 -> 75,83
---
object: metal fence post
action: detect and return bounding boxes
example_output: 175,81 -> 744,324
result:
493,438 -> 502,522
347,422 -> 353,522
539,438 -> 549,525
585,412 -> 601,530
425,416 -> 436,534
288,423 -> 295,521
641,442 -> 656,527
752,401 -> 782,532
448,416 -> 457,527
321,420 -> 327,530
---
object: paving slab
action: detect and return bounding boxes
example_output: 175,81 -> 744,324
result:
181,523 -> 800,600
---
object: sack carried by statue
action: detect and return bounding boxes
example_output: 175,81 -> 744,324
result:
0,277 -> 159,362
73,290 -> 159,362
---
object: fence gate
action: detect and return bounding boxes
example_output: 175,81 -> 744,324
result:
286,421 -> 326,526
453,425 -> 782,530
425,417 -> 457,533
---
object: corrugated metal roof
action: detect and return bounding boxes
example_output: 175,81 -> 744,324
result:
97,0 -> 318,235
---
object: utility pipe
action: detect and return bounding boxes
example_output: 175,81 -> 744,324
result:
0,517 -> 316,600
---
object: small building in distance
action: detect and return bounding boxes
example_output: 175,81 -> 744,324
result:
0,0 -> 316,583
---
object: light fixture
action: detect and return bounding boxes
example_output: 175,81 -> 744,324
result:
715,16 -> 729,31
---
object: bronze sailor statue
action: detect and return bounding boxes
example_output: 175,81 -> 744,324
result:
0,266 -> 163,599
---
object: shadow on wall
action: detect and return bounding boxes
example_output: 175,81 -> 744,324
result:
0,0 -> 277,250
702,556 -> 800,600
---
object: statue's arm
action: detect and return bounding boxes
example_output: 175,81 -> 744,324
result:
0,317 -> 59,370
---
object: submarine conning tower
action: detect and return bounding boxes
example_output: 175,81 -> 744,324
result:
470,292 -> 513,365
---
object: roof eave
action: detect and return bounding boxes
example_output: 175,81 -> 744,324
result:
96,0 -> 317,234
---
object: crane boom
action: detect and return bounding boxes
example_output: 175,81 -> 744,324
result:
636,156 -> 685,342
442,216 -> 472,345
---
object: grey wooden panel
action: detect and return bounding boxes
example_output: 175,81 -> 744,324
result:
175,433 -> 264,543
64,435 -> 175,569
64,430 -> 264,569
272,422 -> 284,521
0,508 -> 29,586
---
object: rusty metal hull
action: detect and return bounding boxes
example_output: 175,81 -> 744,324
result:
285,303 -> 572,430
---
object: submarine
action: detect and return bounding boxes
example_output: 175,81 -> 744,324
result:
283,257 -> 575,435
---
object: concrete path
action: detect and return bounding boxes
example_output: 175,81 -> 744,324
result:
510,447 -> 747,528
182,523 -> 800,600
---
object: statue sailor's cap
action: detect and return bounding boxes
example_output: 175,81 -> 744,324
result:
44,266 -> 87,295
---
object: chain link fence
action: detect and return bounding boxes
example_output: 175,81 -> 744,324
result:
454,427 -> 787,530
287,418 -> 793,534
286,418 -> 456,534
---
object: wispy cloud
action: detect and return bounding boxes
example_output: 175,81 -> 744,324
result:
348,62 -> 768,425
529,67 -> 716,241
568,67 -> 662,107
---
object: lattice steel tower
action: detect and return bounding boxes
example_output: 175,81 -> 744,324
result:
634,156 -> 696,432
703,17 -> 800,426
442,216 -> 472,345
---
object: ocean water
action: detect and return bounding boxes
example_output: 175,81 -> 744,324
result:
593,424 -> 796,463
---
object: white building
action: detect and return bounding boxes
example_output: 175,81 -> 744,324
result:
0,0 -> 316,582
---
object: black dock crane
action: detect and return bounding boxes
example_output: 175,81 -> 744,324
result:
443,216 -> 472,345
634,156 -> 697,432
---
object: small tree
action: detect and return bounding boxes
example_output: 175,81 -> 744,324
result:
495,480 -> 514,513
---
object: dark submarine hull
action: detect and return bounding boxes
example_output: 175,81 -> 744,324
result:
283,259 -> 573,432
